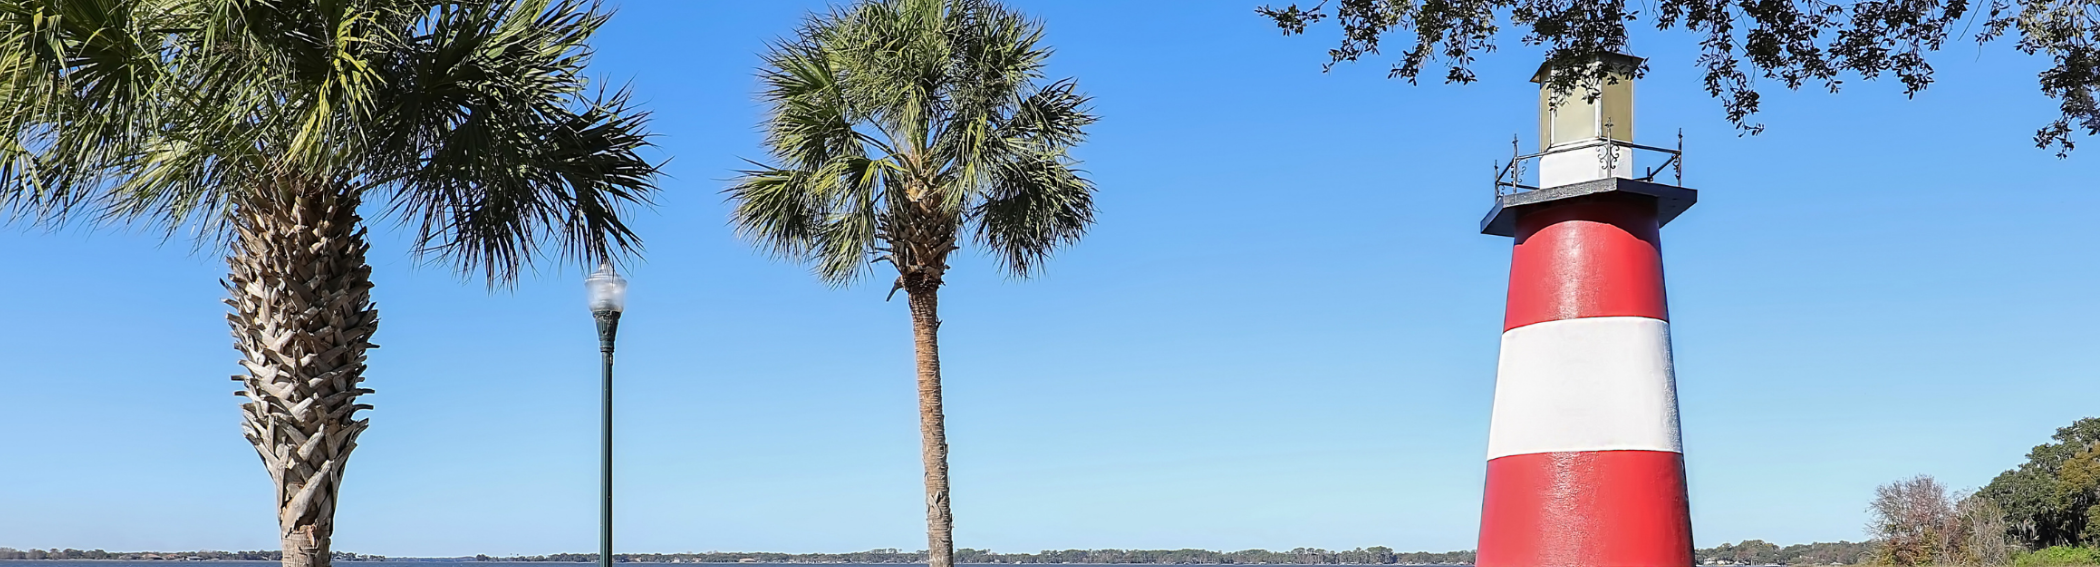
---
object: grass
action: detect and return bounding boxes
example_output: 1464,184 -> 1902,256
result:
2011,547 -> 2100,567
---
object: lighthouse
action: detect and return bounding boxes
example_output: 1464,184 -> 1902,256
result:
1476,53 -> 1698,567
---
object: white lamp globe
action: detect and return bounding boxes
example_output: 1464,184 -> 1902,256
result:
585,263 -> 628,313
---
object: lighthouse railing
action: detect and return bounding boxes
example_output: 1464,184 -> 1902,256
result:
1494,131 -> 1683,198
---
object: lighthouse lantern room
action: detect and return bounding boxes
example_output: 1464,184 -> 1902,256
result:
1536,52 -> 1638,187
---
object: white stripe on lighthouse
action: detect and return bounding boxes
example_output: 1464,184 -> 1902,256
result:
1486,316 -> 1682,460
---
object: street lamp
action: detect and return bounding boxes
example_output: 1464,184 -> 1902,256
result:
586,263 -> 627,567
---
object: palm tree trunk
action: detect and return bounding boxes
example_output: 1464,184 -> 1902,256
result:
227,187 -> 377,567
905,280 -> 953,567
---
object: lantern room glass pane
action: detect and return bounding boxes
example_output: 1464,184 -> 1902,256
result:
1601,76 -> 1634,142
1548,90 -> 1596,148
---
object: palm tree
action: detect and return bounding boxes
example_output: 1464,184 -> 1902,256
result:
0,2 -> 658,566
728,1 -> 1097,566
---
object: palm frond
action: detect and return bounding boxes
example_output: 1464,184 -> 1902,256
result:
760,38 -> 874,170
385,86 -> 657,284
728,153 -> 887,286
972,149 -> 1092,277
0,0 -> 658,284
367,0 -> 656,283
0,0 -> 176,221
999,78 -> 1091,151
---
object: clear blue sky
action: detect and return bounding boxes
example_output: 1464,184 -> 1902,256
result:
2,0 -> 2096,558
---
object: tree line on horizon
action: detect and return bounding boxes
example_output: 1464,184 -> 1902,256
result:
1696,541 -> 1878,566
0,543 -> 1887,565
491,548 -> 1474,565
0,549 -> 381,562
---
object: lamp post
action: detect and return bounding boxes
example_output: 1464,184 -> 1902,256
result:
586,263 -> 627,567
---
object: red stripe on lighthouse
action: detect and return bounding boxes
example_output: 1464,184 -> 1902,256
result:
1505,198 -> 1669,331
1477,450 -> 1694,567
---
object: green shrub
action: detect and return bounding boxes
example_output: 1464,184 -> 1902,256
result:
2011,546 -> 2100,567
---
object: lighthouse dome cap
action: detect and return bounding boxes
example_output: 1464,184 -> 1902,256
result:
1530,52 -> 1646,84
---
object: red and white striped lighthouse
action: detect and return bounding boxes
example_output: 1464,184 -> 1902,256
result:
1476,53 -> 1699,567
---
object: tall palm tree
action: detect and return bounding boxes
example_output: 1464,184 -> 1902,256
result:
0,2 -> 658,566
729,1 -> 1096,566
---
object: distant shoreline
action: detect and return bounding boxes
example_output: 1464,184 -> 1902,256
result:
0,549 -> 1480,567
0,559 -> 1478,566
